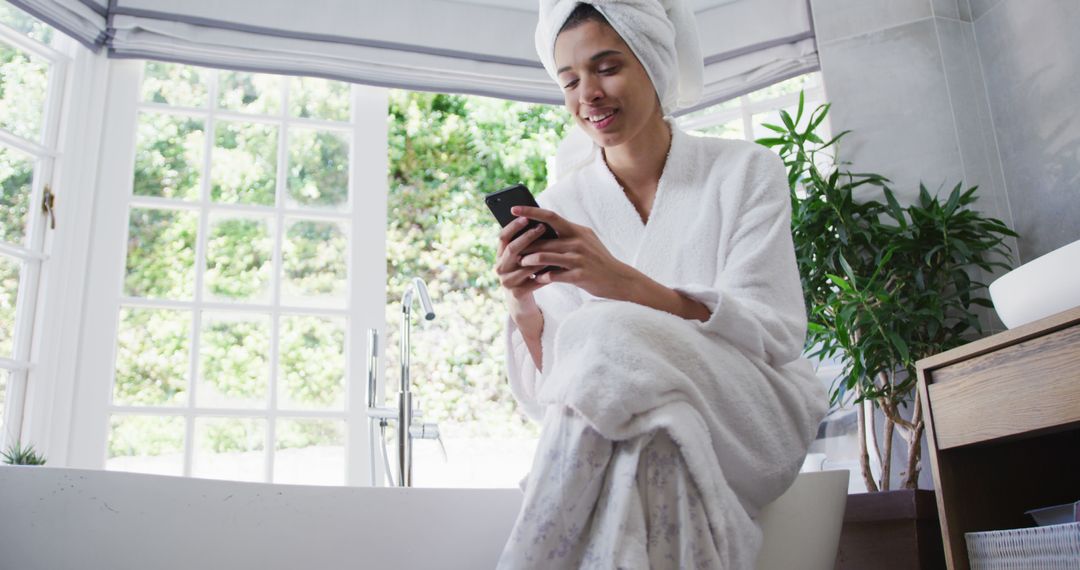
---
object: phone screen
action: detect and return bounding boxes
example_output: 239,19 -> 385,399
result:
485,184 -> 559,241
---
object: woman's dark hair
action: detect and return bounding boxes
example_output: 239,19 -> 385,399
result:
558,3 -> 612,36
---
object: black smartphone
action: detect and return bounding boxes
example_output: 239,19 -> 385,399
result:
485,184 -> 559,240
485,183 -> 560,274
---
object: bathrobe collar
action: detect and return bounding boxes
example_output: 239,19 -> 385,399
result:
580,119 -> 696,275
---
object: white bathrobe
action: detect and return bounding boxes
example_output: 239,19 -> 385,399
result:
498,123 -> 829,569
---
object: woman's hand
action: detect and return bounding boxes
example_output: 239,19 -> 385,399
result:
496,215 -> 552,323
512,205 -> 641,300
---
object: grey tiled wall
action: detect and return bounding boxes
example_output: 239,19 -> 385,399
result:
971,0 -> 1080,263
811,0 -> 1079,267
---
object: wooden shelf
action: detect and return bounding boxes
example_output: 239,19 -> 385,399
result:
916,305 -> 1080,570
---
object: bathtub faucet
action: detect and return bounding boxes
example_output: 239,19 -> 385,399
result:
365,277 -> 441,487
398,277 -> 435,487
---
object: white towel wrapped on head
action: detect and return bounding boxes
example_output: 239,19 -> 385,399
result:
534,0 -> 704,117
536,0 -> 705,181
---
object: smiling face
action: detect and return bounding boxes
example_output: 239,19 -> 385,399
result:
554,19 -> 664,149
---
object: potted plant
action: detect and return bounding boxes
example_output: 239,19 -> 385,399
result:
756,92 -> 1018,568
2,442 -> 47,465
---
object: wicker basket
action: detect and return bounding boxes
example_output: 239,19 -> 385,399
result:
966,522 -> 1080,569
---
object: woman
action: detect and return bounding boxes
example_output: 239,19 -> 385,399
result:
495,1 -> 828,568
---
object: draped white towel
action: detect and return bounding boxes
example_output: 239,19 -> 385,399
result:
501,122 -> 828,567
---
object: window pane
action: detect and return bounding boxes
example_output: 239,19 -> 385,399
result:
288,77 -> 351,122
197,311 -> 270,408
0,144 -> 33,247
124,207 -> 197,300
0,5 -> 54,45
0,255 -> 21,359
281,219 -> 347,308
274,418 -> 345,485
106,414 -> 185,475
286,128 -> 349,210
675,95 -> 739,126
133,111 -> 205,200
141,61 -> 209,108
204,215 -> 273,304
0,41 -> 49,142
211,120 -> 278,205
746,73 -> 820,103
278,315 -> 345,411
113,307 -> 191,406
689,118 -> 744,140
217,71 -> 280,115
192,416 -> 266,481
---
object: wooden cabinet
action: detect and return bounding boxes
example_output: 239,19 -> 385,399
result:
916,305 -> 1080,570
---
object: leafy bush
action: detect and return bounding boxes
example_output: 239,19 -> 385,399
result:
384,91 -> 571,438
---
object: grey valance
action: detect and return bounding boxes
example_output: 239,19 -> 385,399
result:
9,0 -> 818,112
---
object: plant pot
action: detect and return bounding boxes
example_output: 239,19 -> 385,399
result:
834,489 -> 945,570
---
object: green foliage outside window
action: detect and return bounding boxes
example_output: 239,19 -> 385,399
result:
0,42 -> 48,142
133,112 -> 204,200
0,145 -> 32,245
124,208 -> 197,299
384,91 -> 572,439
199,314 -> 270,404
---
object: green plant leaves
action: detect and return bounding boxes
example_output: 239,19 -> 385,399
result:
762,89 -> 1019,416
1,441 -> 46,465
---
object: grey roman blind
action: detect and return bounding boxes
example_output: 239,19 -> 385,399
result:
8,0 -> 818,112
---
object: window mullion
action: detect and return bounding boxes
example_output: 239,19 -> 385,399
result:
0,129 -> 56,159
0,358 -> 31,370
182,65 -> 217,478
347,84 -> 389,487
0,243 -> 47,262
266,76 -> 290,483
65,58 -> 143,469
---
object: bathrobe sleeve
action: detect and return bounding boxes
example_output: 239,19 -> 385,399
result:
503,189 -> 584,423
504,307 -> 561,423
671,148 -> 809,366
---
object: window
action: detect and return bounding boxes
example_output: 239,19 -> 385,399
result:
57,60 -> 825,487
71,60 -> 389,485
0,5 -> 69,448
676,72 -> 829,146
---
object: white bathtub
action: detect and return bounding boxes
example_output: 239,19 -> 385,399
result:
0,465 -> 523,570
0,465 -> 847,570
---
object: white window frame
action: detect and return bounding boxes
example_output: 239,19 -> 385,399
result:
65,59 -> 389,487
677,72 -> 829,143
0,18 -> 74,450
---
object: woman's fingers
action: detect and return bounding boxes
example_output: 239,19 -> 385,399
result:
534,268 -> 574,285
496,228 -> 557,289
520,251 -> 578,269
502,265 -> 549,290
511,206 -> 572,237
502,224 -> 550,262
497,216 -> 531,245
495,211 -> 569,296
